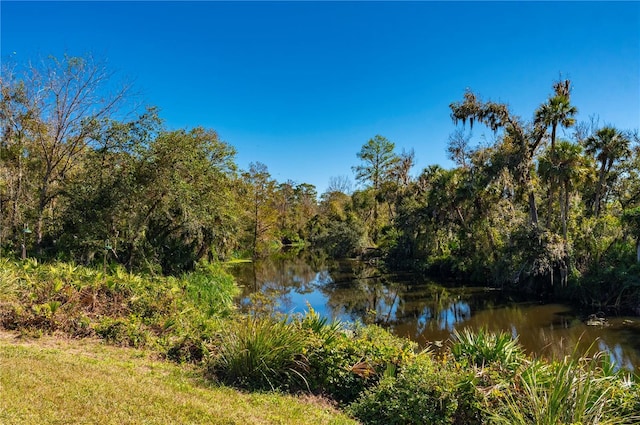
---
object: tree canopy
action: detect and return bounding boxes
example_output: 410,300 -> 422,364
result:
2,54 -> 639,312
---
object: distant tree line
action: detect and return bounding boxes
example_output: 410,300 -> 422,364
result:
2,54 -> 639,311
0,55 -> 317,274
303,81 -> 640,311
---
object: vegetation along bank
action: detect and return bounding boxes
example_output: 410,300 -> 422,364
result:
1,54 -> 640,423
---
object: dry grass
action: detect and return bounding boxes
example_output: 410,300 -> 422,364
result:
0,331 -> 357,425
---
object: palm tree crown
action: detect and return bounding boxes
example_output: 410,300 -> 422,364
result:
583,126 -> 631,216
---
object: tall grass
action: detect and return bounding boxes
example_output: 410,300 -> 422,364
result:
209,315 -> 310,391
489,352 -> 640,425
183,261 -> 239,318
451,327 -> 524,372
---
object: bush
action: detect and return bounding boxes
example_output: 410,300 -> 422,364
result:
205,310 -> 419,400
450,328 -> 524,373
207,315 -> 310,391
348,354 -> 478,425
161,308 -> 224,363
490,353 -> 640,425
306,323 -> 418,404
182,261 -> 239,318
0,259 -> 240,360
94,316 -> 152,347
607,374 -> 640,420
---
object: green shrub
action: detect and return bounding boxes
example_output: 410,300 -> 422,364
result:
162,313 -> 223,363
298,305 -> 342,346
0,259 -> 240,360
451,328 -> 524,372
306,323 -> 418,405
606,375 -> 640,420
208,315 -> 310,391
94,316 -> 152,347
348,354 -> 478,425
182,261 -> 239,318
491,353 -> 640,425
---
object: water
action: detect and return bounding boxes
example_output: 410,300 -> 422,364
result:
229,254 -> 640,371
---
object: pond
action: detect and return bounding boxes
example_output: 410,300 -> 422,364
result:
229,253 -> 640,371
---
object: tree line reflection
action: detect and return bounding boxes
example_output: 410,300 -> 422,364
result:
230,254 -> 640,371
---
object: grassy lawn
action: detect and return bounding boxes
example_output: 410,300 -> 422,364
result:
0,331 -> 358,425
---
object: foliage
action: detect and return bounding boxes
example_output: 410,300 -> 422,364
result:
94,316 -> 152,347
450,328 -> 525,372
205,311 -> 418,397
183,261 -> 239,318
0,54 -> 131,250
207,315 -> 310,391
0,334 -> 358,425
1,54 -> 266,273
311,219 -> 367,258
348,330 -> 638,425
352,135 -> 409,243
307,190 -> 368,258
241,162 -> 280,258
0,258 -> 238,356
298,305 -> 343,347
4,53 -> 639,314
584,126 -> 631,217
306,322 -> 418,404
3,266 -> 640,425
375,80 -> 639,313
348,354 -> 479,425
576,257 -> 640,312
489,354 -> 640,425
5,52 -> 640,425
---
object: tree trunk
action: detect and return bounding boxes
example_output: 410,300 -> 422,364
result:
36,162 -> 55,248
528,190 -> 539,226
373,197 -> 379,243
10,138 -> 24,240
546,182 -> 555,229
253,192 -> 259,259
562,182 -> 570,241
594,163 -> 607,217
36,190 -> 47,247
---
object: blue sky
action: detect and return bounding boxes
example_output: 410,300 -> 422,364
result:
2,1 -> 639,194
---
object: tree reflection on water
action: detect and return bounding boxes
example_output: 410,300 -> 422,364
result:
229,254 -> 640,371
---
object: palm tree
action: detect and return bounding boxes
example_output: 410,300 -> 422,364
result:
555,141 -> 590,240
584,127 -> 631,216
535,83 -> 577,227
450,90 -> 546,226
538,149 -> 561,229
535,95 -> 577,153
539,141 -> 590,239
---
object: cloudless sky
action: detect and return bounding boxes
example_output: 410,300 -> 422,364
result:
2,1 -> 639,194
